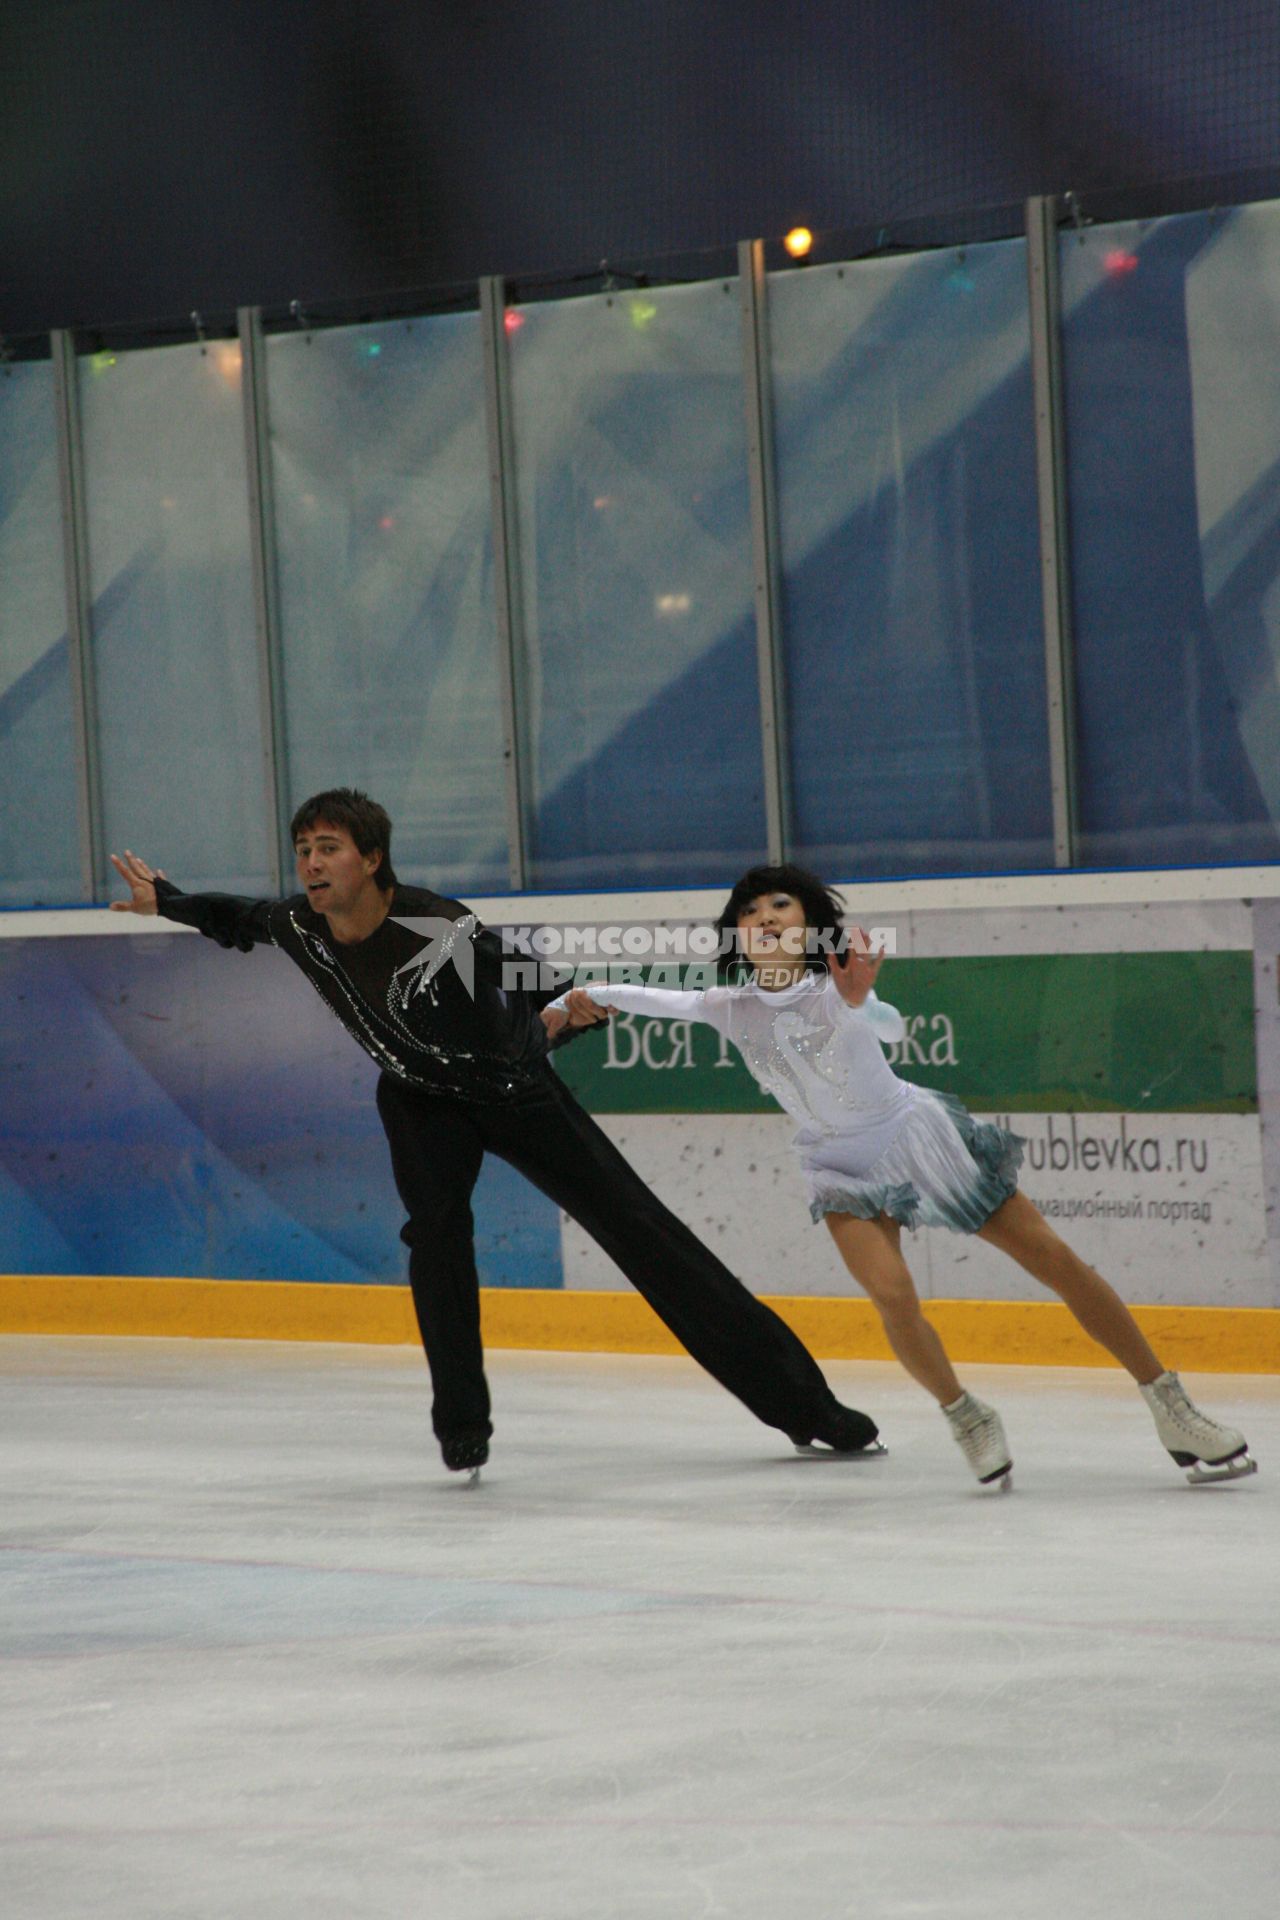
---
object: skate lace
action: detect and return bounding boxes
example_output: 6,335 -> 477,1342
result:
952,1396 -> 991,1434
952,1403 -> 1003,1459
1158,1383 -> 1228,1441
1166,1390 -> 1205,1436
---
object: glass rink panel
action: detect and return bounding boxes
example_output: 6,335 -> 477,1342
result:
267,313 -> 507,896
0,358 -> 81,906
506,278 -> 767,890
78,339 -> 272,895
768,240 -> 1054,881
1061,204 -> 1280,870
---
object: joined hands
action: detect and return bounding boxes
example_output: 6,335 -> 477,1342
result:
539,988 -> 613,1040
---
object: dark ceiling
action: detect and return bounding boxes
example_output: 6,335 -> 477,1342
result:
3,0 -> 1278,337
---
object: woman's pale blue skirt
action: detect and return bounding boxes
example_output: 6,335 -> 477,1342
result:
805,1089 -> 1024,1235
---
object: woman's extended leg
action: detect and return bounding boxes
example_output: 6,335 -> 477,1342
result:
826,1210 -> 1013,1483
977,1191 -> 1161,1382
824,1212 -> 963,1404
978,1190 -> 1255,1477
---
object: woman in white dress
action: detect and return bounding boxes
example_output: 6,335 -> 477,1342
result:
546,865 -> 1255,1490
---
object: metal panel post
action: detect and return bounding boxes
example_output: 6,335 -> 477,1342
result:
238,307 -> 289,892
51,329 -> 103,899
479,276 -> 529,891
739,239 -> 790,863
1026,196 -> 1078,868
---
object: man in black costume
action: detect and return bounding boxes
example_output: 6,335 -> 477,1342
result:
110,788 -> 879,1477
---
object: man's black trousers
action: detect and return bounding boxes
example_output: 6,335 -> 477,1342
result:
375,1068 -> 849,1444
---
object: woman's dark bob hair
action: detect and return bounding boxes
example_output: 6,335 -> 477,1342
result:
713,863 -> 847,979
289,787 -> 400,891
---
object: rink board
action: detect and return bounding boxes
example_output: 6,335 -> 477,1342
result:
559,1111 -> 1269,1304
2,890 -> 1279,1334
1,1275 -> 1277,1372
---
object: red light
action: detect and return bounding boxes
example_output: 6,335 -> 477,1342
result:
379,515 -> 395,531
504,310 -> 525,334
1104,249 -> 1139,277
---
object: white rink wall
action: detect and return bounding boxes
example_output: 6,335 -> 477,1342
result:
560,1109 -> 1270,1305
3,871 -> 1279,1310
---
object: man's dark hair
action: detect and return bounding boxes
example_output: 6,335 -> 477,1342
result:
713,863 -> 846,978
289,788 -> 399,892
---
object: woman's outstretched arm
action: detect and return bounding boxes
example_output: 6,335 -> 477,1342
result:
541,977 -> 731,1039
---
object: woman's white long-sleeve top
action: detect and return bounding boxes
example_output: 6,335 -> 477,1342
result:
554,972 -> 917,1166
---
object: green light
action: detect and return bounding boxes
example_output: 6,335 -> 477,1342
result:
364,341 -> 382,357
628,298 -> 658,331
91,352 -> 117,375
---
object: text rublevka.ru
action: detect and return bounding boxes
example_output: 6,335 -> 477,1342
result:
997,1113 -> 1211,1178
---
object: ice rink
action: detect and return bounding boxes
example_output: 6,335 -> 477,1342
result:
2,1335 -> 1276,1920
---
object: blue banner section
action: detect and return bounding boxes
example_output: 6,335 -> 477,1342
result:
0,935 -> 563,1288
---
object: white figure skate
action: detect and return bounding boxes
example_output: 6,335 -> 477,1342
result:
1140,1372 -> 1258,1485
944,1392 -> 1012,1489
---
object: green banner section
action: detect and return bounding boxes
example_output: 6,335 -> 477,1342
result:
552,952 -> 1256,1116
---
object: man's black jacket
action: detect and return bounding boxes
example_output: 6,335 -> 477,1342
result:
154,878 -> 576,1104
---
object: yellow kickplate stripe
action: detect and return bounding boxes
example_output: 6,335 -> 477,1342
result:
0,1275 -> 1277,1372
0,1276 -> 418,1345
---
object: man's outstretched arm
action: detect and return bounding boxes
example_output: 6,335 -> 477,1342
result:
109,849 -> 165,915
109,850 -> 274,951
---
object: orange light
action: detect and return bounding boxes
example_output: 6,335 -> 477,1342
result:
784,227 -> 813,259
213,342 -> 242,384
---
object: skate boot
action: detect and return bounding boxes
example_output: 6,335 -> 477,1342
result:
943,1392 -> 1012,1489
1140,1372 -> 1257,1484
440,1428 -> 489,1485
790,1405 -> 886,1458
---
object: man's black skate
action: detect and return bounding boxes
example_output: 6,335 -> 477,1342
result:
789,1406 -> 885,1458
440,1428 -> 489,1482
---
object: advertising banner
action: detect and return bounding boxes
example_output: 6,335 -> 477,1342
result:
553,952 -> 1255,1114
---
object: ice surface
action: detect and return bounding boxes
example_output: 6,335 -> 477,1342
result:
1,1337 -> 1276,1919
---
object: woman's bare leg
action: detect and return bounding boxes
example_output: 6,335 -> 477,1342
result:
978,1191 -> 1162,1383
825,1212 -> 964,1404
